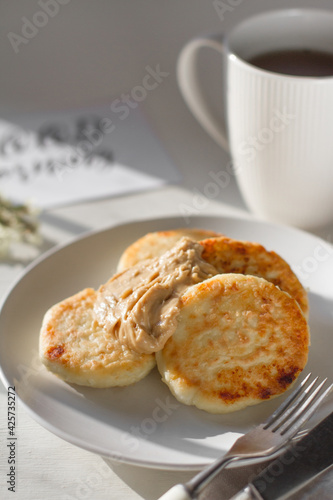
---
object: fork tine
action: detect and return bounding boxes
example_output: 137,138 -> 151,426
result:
291,428 -> 309,442
178,374 -> 332,500
263,373 -> 312,429
268,376 -> 325,432
279,382 -> 333,437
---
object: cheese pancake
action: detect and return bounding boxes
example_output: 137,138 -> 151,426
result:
39,288 -> 156,387
117,228 -> 221,271
200,237 -> 308,317
95,238 -> 218,354
156,274 -> 309,414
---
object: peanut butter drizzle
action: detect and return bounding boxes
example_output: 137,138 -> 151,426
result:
93,238 -> 217,353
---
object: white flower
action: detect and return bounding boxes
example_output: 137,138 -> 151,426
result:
0,194 -> 41,258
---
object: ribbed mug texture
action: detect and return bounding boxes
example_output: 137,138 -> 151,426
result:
228,57 -> 333,227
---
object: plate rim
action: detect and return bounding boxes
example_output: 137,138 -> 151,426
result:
0,213 -> 332,470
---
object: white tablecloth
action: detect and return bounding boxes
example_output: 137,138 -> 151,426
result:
1,185 -> 333,500
0,185 -> 243,500
1,1 -> 333,490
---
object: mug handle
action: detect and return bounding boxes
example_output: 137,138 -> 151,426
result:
177,34 -> 229,152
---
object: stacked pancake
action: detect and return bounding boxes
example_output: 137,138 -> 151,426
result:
40,228 -> 309,413
39,229 -> 219,389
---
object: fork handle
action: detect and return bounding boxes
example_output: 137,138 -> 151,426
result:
157,484 -> 192,500
157,455 -> 237,500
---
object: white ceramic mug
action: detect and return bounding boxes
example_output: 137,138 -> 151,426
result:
177,9 -> 333,228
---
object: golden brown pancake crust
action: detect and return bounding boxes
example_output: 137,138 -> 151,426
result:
39,288 -> 156,387
117,228 -> 222,271
200,237 -> 308,317
156,274 -> 309,413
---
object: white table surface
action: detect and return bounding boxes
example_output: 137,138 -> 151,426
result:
1,182 -> 333,500
0,186 -> 248,500
1,3 -> 333,499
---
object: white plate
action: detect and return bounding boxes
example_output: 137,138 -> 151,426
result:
1,214 -> 333,470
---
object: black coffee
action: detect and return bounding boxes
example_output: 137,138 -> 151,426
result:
248,48 -> 333,77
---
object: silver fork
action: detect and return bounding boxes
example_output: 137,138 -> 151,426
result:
158,374 -> 333,500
